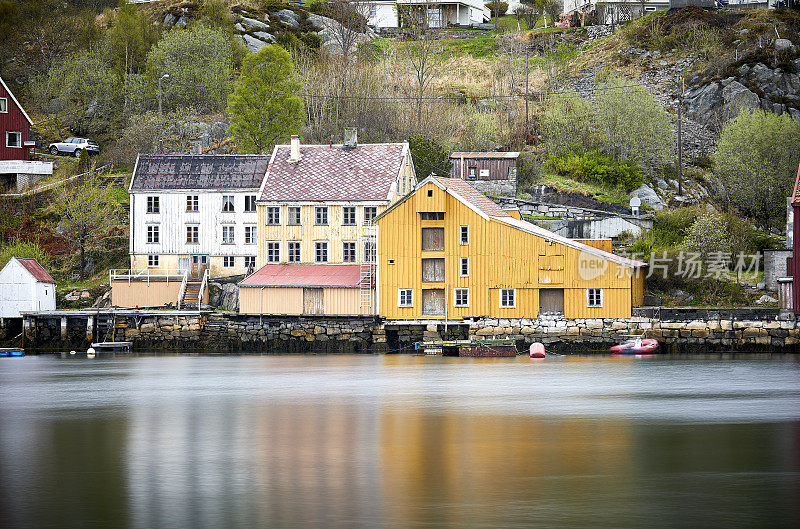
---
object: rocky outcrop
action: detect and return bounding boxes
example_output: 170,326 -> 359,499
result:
631,184 -> 666,211
208,282 -> 239,312
308,14 -> 377,56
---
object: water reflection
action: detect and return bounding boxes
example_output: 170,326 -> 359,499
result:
0,355 -> 798,529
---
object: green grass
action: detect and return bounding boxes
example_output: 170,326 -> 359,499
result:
523,214 -> 561,221
540,173 -> 630,206
440,37 -> 498,59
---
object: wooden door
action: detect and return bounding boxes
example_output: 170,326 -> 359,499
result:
191,255 -> 208,279
539,289 -> 564,315
422,289 -> 445,316
421,228 -> 444,251
303,288 -> 324,315
421,258 -> 445,282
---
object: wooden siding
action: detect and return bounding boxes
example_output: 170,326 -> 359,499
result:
576,239 -> 613,252
111,280 -> 182,308
631,268 -> 645,308
0,80 -> 31,162
377,180 -> 639,320
450,156 -> 516,181
239,286 -> 369,316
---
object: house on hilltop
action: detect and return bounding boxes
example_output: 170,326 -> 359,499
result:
365,0 -> 490,28
0,77 -> 52,193
239,133 -> 416,316
375,176 -> 646,320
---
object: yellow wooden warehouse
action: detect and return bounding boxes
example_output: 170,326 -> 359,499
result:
375,177 -> 646,320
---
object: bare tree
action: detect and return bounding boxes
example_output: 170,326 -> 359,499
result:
403,1 -> 444,129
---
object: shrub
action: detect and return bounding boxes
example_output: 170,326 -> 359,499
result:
0,240 -> 52,271
541,91 -> 595,157
542,150 -> 644,192
682,213 -> 732,255
651,207 -> 698,248
486,1 -> 509,16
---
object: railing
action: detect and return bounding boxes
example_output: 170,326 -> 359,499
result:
2,164 -> 111,198
177,272 -> 189,310
109,269 -> 187,286
197,269 -> 210,311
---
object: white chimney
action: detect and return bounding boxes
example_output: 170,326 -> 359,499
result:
289,135 -> 301,162
343,128 -> 357,150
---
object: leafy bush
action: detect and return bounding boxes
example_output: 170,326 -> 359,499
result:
682,213 -> 732,255
486,1 -> 509,16
541,91 -> 595,157
542,150 -> 644,192
408,135 -> 452,179
651,207 -> 698,248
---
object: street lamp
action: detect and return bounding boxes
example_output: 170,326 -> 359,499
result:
158,74 -> 169,116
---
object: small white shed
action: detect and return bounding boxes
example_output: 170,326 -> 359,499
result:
0,257 -> 56,318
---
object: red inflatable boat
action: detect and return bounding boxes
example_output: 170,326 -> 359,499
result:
609,338 -> 659,354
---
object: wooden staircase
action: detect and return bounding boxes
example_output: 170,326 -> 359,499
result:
181,281 -> 203,309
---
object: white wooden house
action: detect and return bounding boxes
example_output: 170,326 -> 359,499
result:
0,257 -> 56,318
365,0 -> 490,28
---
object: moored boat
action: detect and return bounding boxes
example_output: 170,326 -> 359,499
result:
609,337 -> 659,355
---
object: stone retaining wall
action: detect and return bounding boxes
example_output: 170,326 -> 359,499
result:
18,311 -> 800,353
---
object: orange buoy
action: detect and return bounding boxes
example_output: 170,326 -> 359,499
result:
530,342 -> 545,358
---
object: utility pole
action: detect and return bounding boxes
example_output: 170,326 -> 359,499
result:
677,76 -> 684,197
158,74 -> 169,116
525,48 -> 529,135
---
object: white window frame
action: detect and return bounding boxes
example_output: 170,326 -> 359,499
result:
342,206 -> 356,226
266,206 -> 281,225
223,256 -> 235,268
315,241 -> 328,263
186,225 -> 199,244
364,206 -> 377,225
460,257 -> 469,277
288,241 -> 301,262
0,98 -> 7,113
587,288 -> 603,308
186,195 -> 199,212
146,196 -> 159,214
147,255 -> 159,267
5,131 -> 20,148
315,206 -> 328,225
221,225 -> 235,245
267,241 -> 280,263
398,288 -> 413,307
222,195 -> 235,212
454,288 -> 469,307
244,225 -> 257,245
500,288 -> 516,308
460,225 -> 469,245
146,225 -> 159,244
244,195 -> 257,212
288,206 -> 302,225
342,241 -> 356,263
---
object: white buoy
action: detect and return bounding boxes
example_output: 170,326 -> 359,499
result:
69,350 -> 76,355
87,347 -> 96,358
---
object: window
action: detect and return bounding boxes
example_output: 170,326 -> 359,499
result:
421,228 -> 444,250
222,225 -> 234,244
186,226 -> 199,244
244,195 -> 257,212
460,257 -> 469,277
420,212 -> 444,220
343,241 -> 356,262
147,255 -> 159,267
223,256 -> 235,268
454,288 -> 469,307
146,225 -> 159,244
288,241 -> 301,262
0,98 -> 6,113
5,131 -> 20,148
369,4 -> 377,16
244,256 -> 256,269
288,207 -> 301,225
267,241 -> 280,262
222,195 -> 235,212
146,196 -> 159,214
315,241 -> 328,262
421,258 -> 445,282
364,241 -> 376,263
342,206 -> 356,225
467,167 -> 476,179
364,207 -> 377,225
186,195 -> 198,212
315,206 -> 328,225
427,189 -> 433,197
500,288 -> 516,308
398,289 -> 413,307
267,207 -> 280,225
460,225 -> 469,244
587,288 -> 603,307
244,225 -> 257,244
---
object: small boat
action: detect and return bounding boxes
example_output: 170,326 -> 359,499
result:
0,348 -> 24,357
609,337 -> 659,355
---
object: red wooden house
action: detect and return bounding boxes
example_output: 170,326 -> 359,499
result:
0,77 -> 51,192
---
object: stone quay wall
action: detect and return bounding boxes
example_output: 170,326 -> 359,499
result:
17,309 -> 800,353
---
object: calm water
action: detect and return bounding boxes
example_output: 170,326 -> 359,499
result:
0,354 -> 799,529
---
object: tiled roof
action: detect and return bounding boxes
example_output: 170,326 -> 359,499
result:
437,177 -> 512,218
450,152 -> 520,159
240,264 -> 364,288
16,258 -> 55,283
259,143 -> 406,202
130,155 -> 269,191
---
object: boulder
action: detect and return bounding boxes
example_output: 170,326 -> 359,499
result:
164,13 -> 177,27
308,14 -> 376,56
684,82 -> 721,122
208,282 -> 239,311
253,31 -> 276,43
775,38 -> 796,53
241,34 -> 268,53
234,22 -> 245,32
793,58 -> 800,74
175,16 -> 188,29
275,9 -> 300,28
240,16 -> 270,32
721,81 -> 760,121
756,294 -> 778,304
631,184 -> 666,211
